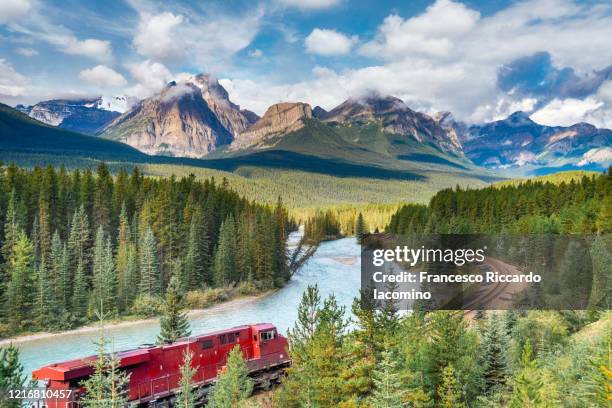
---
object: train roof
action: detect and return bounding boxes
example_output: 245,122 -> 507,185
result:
32,323 -> 278,381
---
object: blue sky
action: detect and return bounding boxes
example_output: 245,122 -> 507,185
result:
1,0 -> 612,127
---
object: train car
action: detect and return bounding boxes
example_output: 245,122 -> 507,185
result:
32,323 -> 290,407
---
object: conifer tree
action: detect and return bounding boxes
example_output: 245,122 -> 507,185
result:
213,215 -> 237,287
184,208 -> 209,290
510,341 -> 543,408
81,334 -> 130,407
438,364 -> 465,408
36,258 -> 56,328
68,205 -> 91,276
72,259 -> 89,319
588,235 -> 611,309
139,225 -> 160,296
355,212 -> 367,243
0,190 -> 20,318
208,345 -> 253,408
0,344 -> 26,408
6,231 -> 36,331
92,226 -> 117,316
116,203 -> 132,311
176,349 -> 198,408
37,196 -> 52,263
157,275 -> 191,344
370,348 -> 408,407
481,315 -> 509,393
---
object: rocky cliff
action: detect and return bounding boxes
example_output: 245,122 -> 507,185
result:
232,102 -> 312,149
102,82 -> 233,157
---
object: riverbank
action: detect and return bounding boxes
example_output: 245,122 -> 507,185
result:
0,290 -> 275,346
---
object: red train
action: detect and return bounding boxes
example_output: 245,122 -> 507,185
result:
32,323 -> 290,407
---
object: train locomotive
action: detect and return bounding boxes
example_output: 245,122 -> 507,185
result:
32,323 -> 290,407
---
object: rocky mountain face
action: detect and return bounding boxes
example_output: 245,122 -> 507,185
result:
231,102 -> 312,149
322,96 -> 463,155
188,74 -> 258,136
101,76 -> 257,158
459,111 -> 612,169
102,82 -> 232,158
16,97 -> 122,135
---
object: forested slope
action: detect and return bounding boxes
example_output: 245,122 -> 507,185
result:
0,163 -> 292,337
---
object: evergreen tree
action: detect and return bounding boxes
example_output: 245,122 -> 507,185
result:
157,276 -> 191,344
184,208 -> 209,290
213,215 -> 237,287
481,315 -> 509,393
6,231 -> 36,331
116,203 -> 132,312
36,258 -> 56,328
72,259 -> 89,319
175,349 -> 198,408
37,196 -> 52,263
208,345 -> 254,408
370,348 -> 408,407
0,190 -> 20,313
510,341 -> 543,408
0,344 -> 26,408
81,335 -> 130,407
139,225 -> 160,296
91,226 -> 117,316
355,212 -> 367,243
68,205 -> 91,277
437,364 -> 465,408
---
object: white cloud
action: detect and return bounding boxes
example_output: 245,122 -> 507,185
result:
133,12 -> 184,61
249,49 -> 263,58
305,28 -> 357,56
0,59 -> 28,97
131,7 -> 263,71
42,34 -> 112,61
531,97 -> 604,126
278,0 -> 341,10
0,0 -> 32,24
14,47 -> 38,57
79,65 -> 127,87
125,59 -> 172,98
226,0 -> 612,124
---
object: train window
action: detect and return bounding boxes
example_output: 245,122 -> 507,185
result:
235,332 -> 241,341
220,334 -> 226,344
201,339 -> 213,349
261,330 -> 275,341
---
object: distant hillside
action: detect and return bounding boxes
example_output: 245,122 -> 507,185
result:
0,103 -> 146,161
493,170 -> 603,188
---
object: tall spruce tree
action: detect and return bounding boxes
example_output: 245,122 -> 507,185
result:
213,215 -> 237,287
175,349 -> 198,408
438,364 -> 465,408
510,341 -> 543,408
91,226 -> 117,316
184,208 -> 209,290
0,344 -> 26,408
370,348 -> 408,407
6,231 -> 36,331
36,258 -> 56,328
208,345 -> 253,408
81,335 -> 130,407
72,259 -> 89,319
355,212 -> 367,243
481,315 -> 509,393
157,276 -> 191,344
139,225 -> 160,296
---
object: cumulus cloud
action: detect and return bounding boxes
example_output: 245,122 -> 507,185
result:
225,0 -> 612,124
305,28 -> 357,56
160,83 -> 198,103
0,0 -> 32,24
133,12 -> 184,61
125,59 -> 173,98
278,0 -> 341,10
42,34 -> 112,61
131,5 -> 263,71
79,65 -> 127,87
0,59 -> 28,97
531,97 -> 604,127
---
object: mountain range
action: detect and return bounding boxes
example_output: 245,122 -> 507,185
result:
5,73 -> 612,174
